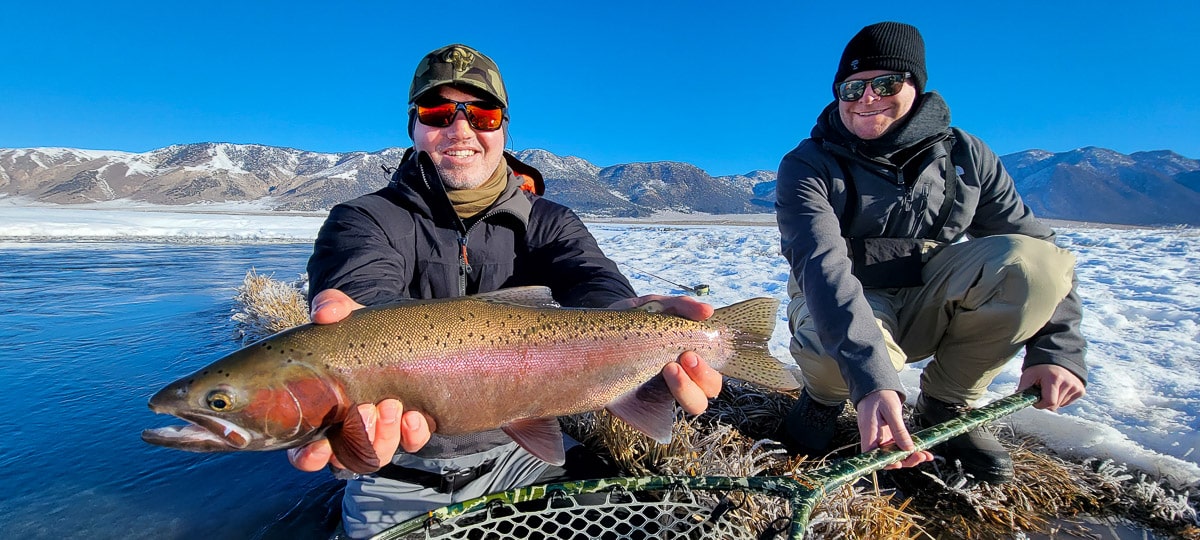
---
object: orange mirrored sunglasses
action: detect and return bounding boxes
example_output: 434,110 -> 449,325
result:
412,100 -> 505,131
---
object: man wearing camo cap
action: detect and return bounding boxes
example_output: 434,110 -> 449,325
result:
288,43 -> 724,538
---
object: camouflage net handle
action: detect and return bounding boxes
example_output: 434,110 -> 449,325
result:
377,388 -> 1040,540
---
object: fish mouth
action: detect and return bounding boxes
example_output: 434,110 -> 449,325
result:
141,411 -> 254,451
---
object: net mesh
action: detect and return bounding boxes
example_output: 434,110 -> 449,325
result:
379,484 -> 791,540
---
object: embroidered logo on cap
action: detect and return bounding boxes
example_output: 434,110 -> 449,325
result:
444,46 -> 475,75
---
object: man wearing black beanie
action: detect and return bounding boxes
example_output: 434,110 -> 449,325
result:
774,22 -> 1087,484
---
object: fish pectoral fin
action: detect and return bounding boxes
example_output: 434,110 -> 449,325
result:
605,375 -> 675,444
502,417 -> 566,466
327,408 -> 382,474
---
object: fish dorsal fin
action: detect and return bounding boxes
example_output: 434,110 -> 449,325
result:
605,375 -> 675,444
472,286 -> 561,309
502,417 -> 567,466
327,405 -> 382,474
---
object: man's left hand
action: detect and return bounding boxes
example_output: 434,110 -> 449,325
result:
609,295 -> 721,414
1018,364 -> 1085,411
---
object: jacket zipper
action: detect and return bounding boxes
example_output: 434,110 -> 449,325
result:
457,234 -> 471,296
456,208 -> 506,296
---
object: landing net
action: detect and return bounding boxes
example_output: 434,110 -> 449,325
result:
374,389 -> 1040,540
374,476 -> 795,540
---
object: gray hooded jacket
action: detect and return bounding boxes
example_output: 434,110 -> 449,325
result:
775,93 -> 1086,405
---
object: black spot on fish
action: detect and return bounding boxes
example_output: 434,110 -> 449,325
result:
381,342 -> 389,348
264,345 -> 272,350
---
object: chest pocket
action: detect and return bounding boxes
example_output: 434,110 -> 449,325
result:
832,136 -> 961,289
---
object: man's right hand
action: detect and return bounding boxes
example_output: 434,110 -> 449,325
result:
287,289 -> 434,473
855,390 -> 934,469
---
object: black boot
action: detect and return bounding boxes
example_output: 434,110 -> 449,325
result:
777,389 -> 844,458
916,394 -> 1014,484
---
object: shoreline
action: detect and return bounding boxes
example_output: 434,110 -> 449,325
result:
0,201 -> 1173,232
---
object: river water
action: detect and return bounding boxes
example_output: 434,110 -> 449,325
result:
0,242 -> 340,539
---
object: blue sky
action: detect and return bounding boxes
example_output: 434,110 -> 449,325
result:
2,0 -> 1195,177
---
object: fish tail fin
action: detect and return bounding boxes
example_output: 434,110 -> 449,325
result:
708,297 -> 800,391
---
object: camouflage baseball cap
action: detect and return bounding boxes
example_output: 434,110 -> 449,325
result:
409,44 -> 508,107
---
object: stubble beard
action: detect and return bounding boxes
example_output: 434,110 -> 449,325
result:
436,165 -> 490,190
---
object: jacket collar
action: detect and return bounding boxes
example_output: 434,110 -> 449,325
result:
812,92 -> 952,162
387,149 -> 542,228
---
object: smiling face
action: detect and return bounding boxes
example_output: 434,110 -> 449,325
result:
837,69 -> 918,140
412,85 -> 507,190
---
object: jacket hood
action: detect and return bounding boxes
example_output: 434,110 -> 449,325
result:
392,148 -> 544,194
812,92 -> 952,159
386,149 -> 546,223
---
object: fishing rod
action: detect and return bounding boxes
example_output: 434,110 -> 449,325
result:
617,261 -> 710,296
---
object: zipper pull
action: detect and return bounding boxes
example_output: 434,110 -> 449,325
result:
458,236 -> 472,274
898,171 -> 916,210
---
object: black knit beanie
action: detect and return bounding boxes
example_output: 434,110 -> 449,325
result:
834,22 -> 927,96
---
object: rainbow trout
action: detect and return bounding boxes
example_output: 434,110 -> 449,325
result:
142,286 -> 798,473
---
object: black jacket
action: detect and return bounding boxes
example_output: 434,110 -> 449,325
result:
308,149 -> 634,309
306,149 -> 636,457
775,93 -> 1087,405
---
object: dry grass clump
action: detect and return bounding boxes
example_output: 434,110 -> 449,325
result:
230,269 -> 309,342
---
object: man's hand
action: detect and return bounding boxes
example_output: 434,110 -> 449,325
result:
608,294 -> 722,415
288,289 -> 433,473
855,390 -> 934,469
287,399 -> 433,472
1018,364 -> 1085,411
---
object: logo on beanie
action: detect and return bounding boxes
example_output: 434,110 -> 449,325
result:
851,59 -> 859,71
443,46 -> 475,75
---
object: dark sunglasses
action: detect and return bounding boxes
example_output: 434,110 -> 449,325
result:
412,100 -> 506,131
835,72 -> 911,102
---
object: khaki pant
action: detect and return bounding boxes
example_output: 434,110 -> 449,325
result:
789,235 -> 1076,406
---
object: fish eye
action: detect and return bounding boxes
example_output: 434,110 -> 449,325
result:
206,391 -> 235,412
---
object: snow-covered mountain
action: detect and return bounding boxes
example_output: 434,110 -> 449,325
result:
1001,147 -> 1200,225
3,143 -> 1198,225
